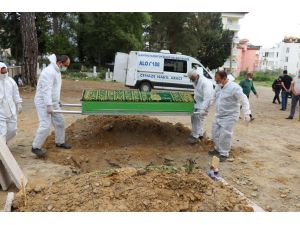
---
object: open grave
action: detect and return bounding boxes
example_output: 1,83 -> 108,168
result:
12,116 -> 258,212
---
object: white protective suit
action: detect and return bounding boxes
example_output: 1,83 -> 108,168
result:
212,81 -> 251,157
191,72 -> 214,138
32,54 -> 65,149
0,62 -> 22,142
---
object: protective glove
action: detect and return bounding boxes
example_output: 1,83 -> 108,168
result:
17,103 -> 22,114
244,114 -> 251,123
47,105 -> 54,114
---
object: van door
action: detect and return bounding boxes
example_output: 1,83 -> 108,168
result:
113,52 -> 129,83
160,58 -> 193,90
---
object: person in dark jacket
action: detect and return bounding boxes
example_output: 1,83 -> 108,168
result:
280,70 -> 293,111
239,72 -> 258,120
272,76 -> 282,104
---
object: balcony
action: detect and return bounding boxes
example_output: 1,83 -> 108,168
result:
225,23 -> 240,31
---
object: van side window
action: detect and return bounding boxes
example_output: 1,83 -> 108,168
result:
164,59 -> 187,73
192,63 -> 201,69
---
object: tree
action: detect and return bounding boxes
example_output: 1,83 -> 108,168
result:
148,12 -> 233,69
0,13 -> 22,63
148,13 -> 191,53
20,12 -> 38,87
35,12 -> 78,58
191,13 -> 234,69
77,13 -> 150,66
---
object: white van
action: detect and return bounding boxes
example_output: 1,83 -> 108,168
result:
113,51 -> 213,92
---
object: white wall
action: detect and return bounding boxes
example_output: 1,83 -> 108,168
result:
259,42 -> 300,75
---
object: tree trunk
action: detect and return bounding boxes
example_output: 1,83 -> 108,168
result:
51,12 -> 60,35
20,12 -> 38,87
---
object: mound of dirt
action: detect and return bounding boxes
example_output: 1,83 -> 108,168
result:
44,116 -> 214,173
12,167 -> 253,212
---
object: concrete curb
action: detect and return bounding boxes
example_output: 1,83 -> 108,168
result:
220,178 -> 265,212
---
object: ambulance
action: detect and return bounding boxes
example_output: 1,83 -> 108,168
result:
113,50 -> 213,92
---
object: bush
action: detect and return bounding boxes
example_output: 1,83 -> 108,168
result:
68,62 -> 82,72
253,70 -> 281,82
64,72 -> 88,80
239,70 -> 248,78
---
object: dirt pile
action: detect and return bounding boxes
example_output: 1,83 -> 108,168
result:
44,116 -> 214,173
13,167 -> 253,212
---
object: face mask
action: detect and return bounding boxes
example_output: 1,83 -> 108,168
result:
0,72 -> 8,76
248,78 -> 253,81
60,66 -> 67,72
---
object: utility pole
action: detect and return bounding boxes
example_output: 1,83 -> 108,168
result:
229,39 -> 234,74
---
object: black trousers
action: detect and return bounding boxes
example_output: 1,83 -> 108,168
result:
273,89 -> 281,103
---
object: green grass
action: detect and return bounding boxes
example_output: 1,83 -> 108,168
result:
236,70 -> 281,87
62,71 -> 105,81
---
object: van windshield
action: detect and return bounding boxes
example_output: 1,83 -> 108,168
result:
192,63 -> 212,79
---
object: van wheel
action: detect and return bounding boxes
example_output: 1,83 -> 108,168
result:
139,81 -> 152,92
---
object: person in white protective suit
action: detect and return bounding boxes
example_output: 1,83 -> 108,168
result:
187,68 -> 214,144
209,70 -> 251,162
0,62 -> 22,143
32,54 -> 71,157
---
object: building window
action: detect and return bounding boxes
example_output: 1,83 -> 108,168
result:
277,52 -> 279,57
285,57 -> 289,62
286,47 -> 290,53
164,59 -> 187,73
265,52 -> 269,57
284,66 -> 287,70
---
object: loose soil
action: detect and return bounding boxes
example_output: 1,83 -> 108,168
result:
12,167 -> 253,212
44,115 -> 214,173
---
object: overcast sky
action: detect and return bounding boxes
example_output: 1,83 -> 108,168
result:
238,11 -> 300,49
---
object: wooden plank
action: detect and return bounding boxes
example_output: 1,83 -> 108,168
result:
211,156 -> 220,171
0,137 -> 27,189
0,160 -> 12,191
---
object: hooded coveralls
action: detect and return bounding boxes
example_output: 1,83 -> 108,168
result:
191,74 -> 214,138
212,81 -> 251,157
32,54 -> 65,149
0,62 -> 22,142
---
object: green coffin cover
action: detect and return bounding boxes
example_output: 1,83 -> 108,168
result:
81,89 -> 194,114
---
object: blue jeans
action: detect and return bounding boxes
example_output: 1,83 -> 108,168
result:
288,95 -> 300,118
281,91 -> 289,110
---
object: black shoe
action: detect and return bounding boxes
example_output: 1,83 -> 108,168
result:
272,101 -> 276,104
199,136 -> 204,140
208,148 -> 219,156
31,147 -> 46,158
250,118 -> 255,122
280,108 -> 286,111
219,155 -> 228,162
56,143 -> 72,149
286,116 -> 293,120
187,135 -> 199,144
